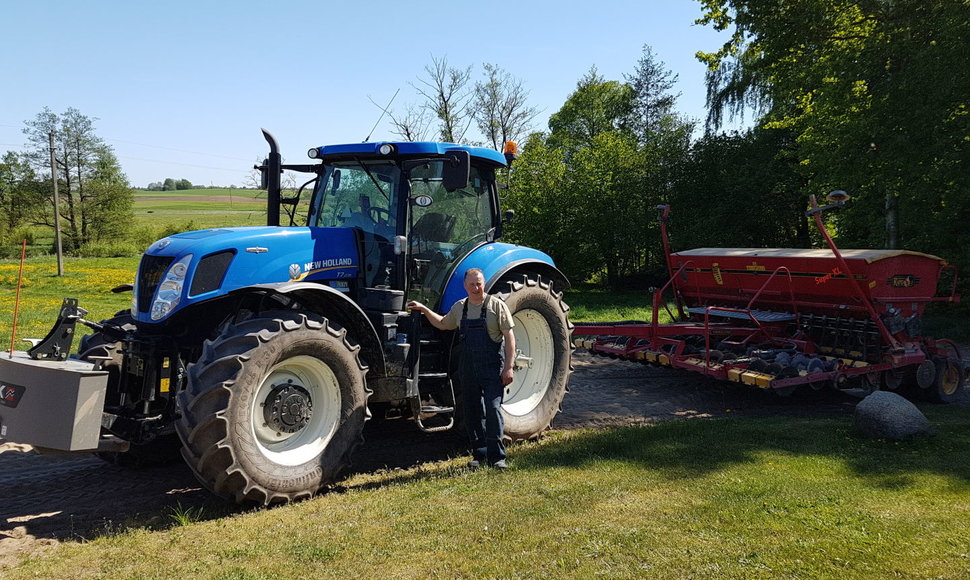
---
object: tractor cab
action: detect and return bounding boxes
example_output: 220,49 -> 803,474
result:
299,141 -> 508,312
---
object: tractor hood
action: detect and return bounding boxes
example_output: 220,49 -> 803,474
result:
132,226 -> 360,323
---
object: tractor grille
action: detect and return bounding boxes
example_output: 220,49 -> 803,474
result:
136,255 -> 175,313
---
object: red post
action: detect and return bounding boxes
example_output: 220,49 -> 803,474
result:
808,195 -> 901,350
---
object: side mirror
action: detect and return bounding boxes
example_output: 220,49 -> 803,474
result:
503,209 -> 515,223
442,150 -> 470,192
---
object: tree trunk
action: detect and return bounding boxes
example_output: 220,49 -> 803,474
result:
77,160 -> 88,245
885,191 -> 898,249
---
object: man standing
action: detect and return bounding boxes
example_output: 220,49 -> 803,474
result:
407,268 -> 516,468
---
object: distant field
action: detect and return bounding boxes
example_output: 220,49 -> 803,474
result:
132,188 -> 268,228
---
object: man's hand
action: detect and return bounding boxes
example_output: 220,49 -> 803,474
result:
501,367 -> 514,386
408,300 -> 451,331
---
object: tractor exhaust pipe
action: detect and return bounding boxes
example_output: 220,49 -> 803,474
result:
261,128 -> 282,227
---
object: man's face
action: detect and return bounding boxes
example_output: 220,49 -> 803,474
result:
464,272 -> 485,300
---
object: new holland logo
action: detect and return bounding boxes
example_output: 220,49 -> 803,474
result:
289,264 -> 302,280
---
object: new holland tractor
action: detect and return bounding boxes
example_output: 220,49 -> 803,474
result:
0,130 -> 573,505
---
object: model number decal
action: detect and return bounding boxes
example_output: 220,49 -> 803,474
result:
0,382 -> 26,409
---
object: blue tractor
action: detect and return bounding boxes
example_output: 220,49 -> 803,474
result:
67,131 -> 573,504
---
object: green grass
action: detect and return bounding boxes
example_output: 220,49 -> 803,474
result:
7,188 -> 272,259
0,255 -> 137,346
132,188 -> 267,228
6,408 -> 970,579
565,286 -> 673,323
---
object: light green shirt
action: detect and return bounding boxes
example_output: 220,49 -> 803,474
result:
440,295 -> 515,343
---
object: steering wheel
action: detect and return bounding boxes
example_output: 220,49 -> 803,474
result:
368,206 -> 391,225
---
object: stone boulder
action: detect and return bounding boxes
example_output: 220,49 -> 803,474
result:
854,391 -> 934,440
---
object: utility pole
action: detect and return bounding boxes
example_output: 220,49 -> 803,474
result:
48,132 -> 64,276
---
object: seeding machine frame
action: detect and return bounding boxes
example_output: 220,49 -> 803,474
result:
574,193 -> 966,402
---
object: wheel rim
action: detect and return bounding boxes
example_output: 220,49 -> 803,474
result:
941,361 -> 960,396
251,355 -> 341,466
503,308 -> 555,417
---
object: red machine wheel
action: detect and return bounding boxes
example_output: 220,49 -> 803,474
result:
884,365 -> 916,391
928,358 -> 963,404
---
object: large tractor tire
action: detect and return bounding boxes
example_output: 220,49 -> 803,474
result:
175,311 -> 369,505
78,311 -> 182,468
495,275 -> 573,440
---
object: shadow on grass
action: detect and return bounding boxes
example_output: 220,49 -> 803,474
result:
515,405 -> 970,487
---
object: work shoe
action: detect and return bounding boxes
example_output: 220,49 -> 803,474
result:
491,460 -> 509,470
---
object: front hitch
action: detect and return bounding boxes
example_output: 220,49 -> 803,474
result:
25,298 -> 127,360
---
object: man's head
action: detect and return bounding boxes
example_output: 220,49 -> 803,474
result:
463,268 -> 485,302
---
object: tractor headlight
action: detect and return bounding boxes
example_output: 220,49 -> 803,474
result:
150,254 -> 193,321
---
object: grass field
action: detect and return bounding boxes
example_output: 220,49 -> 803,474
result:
11,188 -> 271,258
6,409 -> 970,579
131,188 -> 267,229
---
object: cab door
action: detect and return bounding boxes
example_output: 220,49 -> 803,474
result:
406,163 -> 496,309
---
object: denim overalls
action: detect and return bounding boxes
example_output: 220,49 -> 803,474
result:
458,295 -> 506,465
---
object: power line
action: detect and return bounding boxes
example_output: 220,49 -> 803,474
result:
103,136 -> 253,162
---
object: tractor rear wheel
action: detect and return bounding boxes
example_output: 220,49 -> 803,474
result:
175,311 -> 369,505
495,275 -> 573,440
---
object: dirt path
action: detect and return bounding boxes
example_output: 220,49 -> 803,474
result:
2,351 -> 965,568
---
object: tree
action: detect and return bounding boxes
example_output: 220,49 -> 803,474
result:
547,68 -> 635,151
412,55 -> 474,143
387,103 -> 431,142
21,107 -> 133,250
697,0 -> 970,272
667,128 -> 808,251
85,147 -> 134,241
0,151 -> 45,232
626,46 -> 684,142
508,58 -> 698,289
624,45 -> 694,261
472,64 -> 540,150
502,133 -> 596,280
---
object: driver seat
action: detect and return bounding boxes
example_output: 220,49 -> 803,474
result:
412,212 -> 456,243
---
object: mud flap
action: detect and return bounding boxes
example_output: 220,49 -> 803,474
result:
0,351 -> 108,451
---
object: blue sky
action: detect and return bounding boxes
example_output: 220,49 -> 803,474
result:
1,1 -> 736,188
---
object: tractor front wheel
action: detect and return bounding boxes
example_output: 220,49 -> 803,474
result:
175,311 -> 369,505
